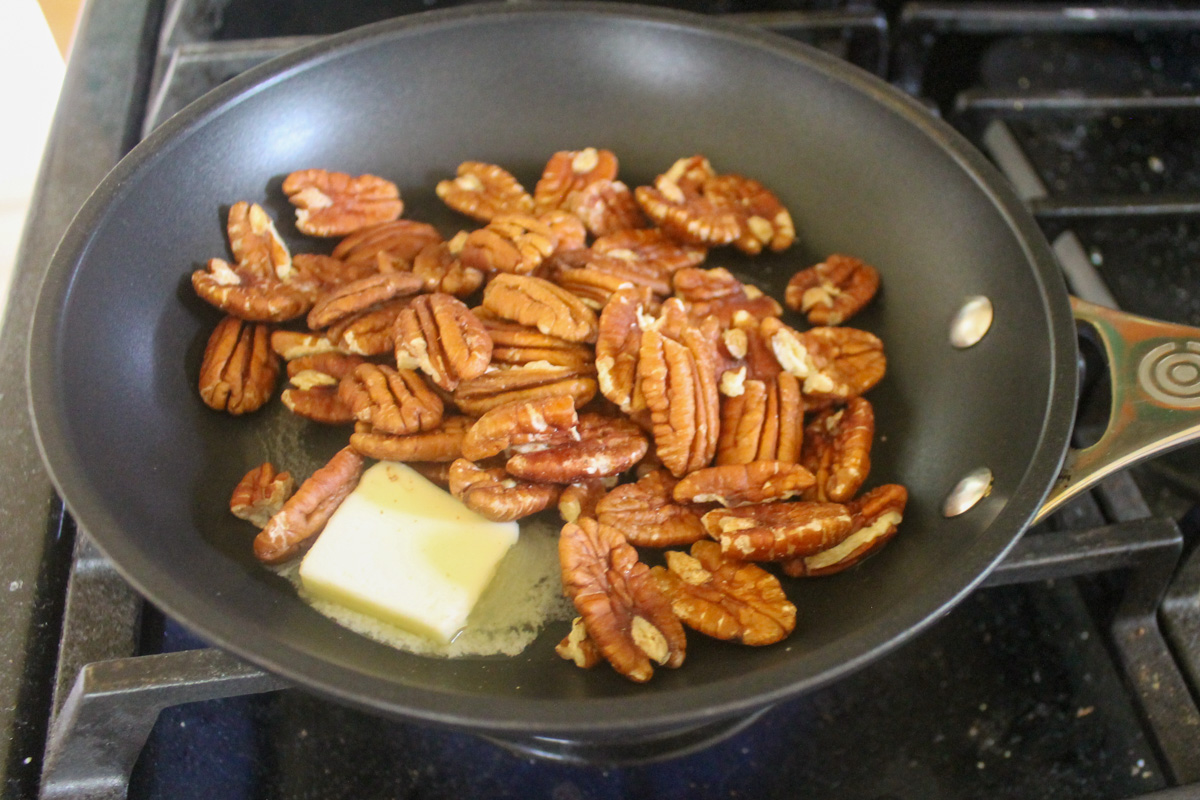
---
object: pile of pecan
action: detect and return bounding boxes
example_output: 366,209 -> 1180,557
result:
202,151 -> 907,683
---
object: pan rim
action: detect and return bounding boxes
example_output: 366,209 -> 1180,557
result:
27,1 -> 1078,736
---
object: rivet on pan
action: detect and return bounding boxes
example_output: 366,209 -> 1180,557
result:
949,296 -> 993,349
943,467 -> 994,517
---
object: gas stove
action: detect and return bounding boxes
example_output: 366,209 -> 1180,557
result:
3,2 -> 1200,798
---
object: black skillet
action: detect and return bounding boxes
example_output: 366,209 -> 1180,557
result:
27,2 -> 1200,753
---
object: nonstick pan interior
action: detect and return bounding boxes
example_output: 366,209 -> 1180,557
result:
29,4 -> 1077,737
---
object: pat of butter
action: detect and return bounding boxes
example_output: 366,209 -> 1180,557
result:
298,461 -> 519,643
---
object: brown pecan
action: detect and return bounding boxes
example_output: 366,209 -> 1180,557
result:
540,209 -> 589,253
479,312 -> 595,370
331,220 -> 443,268
558,479 -> 609,524
567,179 -> 646,237
715,374 -> 803,465
634,156 -> 741,246
349,416 -> 474,463
673,267 -> 782,327
703,173 -> 795,255
783,484 -> 907,577
192,258 -> 316,323
338,363 -> 443,435
460,214 -> 557,276
505,413 -> 649,483
652,540 -> 796,645
785,254 -> 881,326
226,201 -> 291,280
638,317 -> 720,477
282,169 -> 402,237
595,469 -> 707,548
325,298 -> 409,357
280,386 -> 354,424
253,446 -> 364,564
270,330 -> 340,360
763,319 -> 886,403
409,234 -> 485,297
555,616 -> 604,668
291,253 -> 376,290
559,518 -> 686,682
553,249 -> 672,310
802,397 -> 875,503
673,461 -> 815,508
592,228 -> 707,275
230,462 -> 295,528
461,395 -> 579,461
198,316 -> 278,415
481,273 -> 599,344
594,285 -> 654,413
448,458 -> 560,522
451,362 -> 597,417
393,294 -> 493,391
533,148 -> 620,213
307,271 -> 423,330
436,161 -> 534,222
277,351 -> 364,424
701,501 -> 855,562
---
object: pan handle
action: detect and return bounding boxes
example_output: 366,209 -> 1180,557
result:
1035,297 -> 1200,523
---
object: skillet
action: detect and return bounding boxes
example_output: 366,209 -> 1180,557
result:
27,2 -> 1200,748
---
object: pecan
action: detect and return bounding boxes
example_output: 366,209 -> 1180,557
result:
559,518 -> 686,682
349,416 -> 474,463
701,501 -> 855,562
291,253 -> 376,290
270,330 -> 340,360
595,469 -> 707,548
638,317 -> 720,477
460,213 -> 557,276
703,173 -> 795,255
479,312 -> 594,370
785,254 -> 881,326
802,397 -> 874,503
592,228 -> 706,275
325,298 -> 410,356
198,316 -> 278,415
253,446 -> 363,564
652,540 -> 795,645
307,271 -> 423,330
278,351 -> 364,424
673,461 -> 815,508
568,179 -> 646,237
451,362 -> 597,417
461,395 -> 579,461
635,156 -> 740,246
533,148 -> 620,213
436,161 -> 534,222
558,479 -> 609,524
715,374 -> 803,465
226,201 -> 290,280
553,249 -> 672,310
331,220 -> 443,268
556,616 -> 604,668
481,273 -> 599,344
282,169 -> 402,237
506,413 -> 649,483
594,285 -> 653,413
230,462 -> 295,528
393,294 -> 493,391
448,458 -> 560,522
783,484 -> 907,577
280,387 -> 355,425
540,209 -> 589,253
411,235 -> 486,297
673,267 -> 782,327
763,319 -> 886,403
192,258 -> 316,323
338,363 -> 443,435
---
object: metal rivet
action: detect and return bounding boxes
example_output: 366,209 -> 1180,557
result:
943,467 -> 993,517
949,296 -> 993,349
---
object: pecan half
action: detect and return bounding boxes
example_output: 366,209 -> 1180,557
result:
634,156 -> 741,247
307,271 -> 423,330
331,220 -> 443,269
783,484 -> 907,577
481,273 -> 599,344
540,209 -> 589,253
595,284 -> 653,413
448,458 -> 560,522
278,351 -> 364,425
280,386 -> 355,425
701,501 -> 855,562
533,148 -> 620,213
595,469 -> 707,548
673,267 -> 782,327
802,397 -> 875,503
436,161 -> 534,222
253,446 -> 364,564
703,173 -> 795,255
198,316 -> 278,415
763,319 -> 886,403
270,330 -> 340,360
715,374 -> 803,465
461,395 -> 579,461
558,479 -> 609,524
638,316 -> 720,477
785,254 -> 881,326
282,169 -> 403,237
556,616 -> 604,668
559,518 -> 686,682
460,213 -> 557,276
192,258 -> 316,323
393,293 -> 493,391
652,540 -> 796,645
230,462 -> 295,528
592,228 -> 707,275
554,251 -> 671,310
479,312 -> 594,370
568,179 -> 646,237
291,253 -> 377,290
349,416 -> 474,463
505,413 -> 649,484
226,201 -> 290,280
451,362 -> 597,417
409,234 -> 486,298
338,363 -> 443,435
673,461 -> 815,508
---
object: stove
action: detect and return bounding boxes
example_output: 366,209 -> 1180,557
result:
4,2 -> 1200,798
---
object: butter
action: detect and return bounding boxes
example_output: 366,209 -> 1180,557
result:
298,461 -> 519,643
